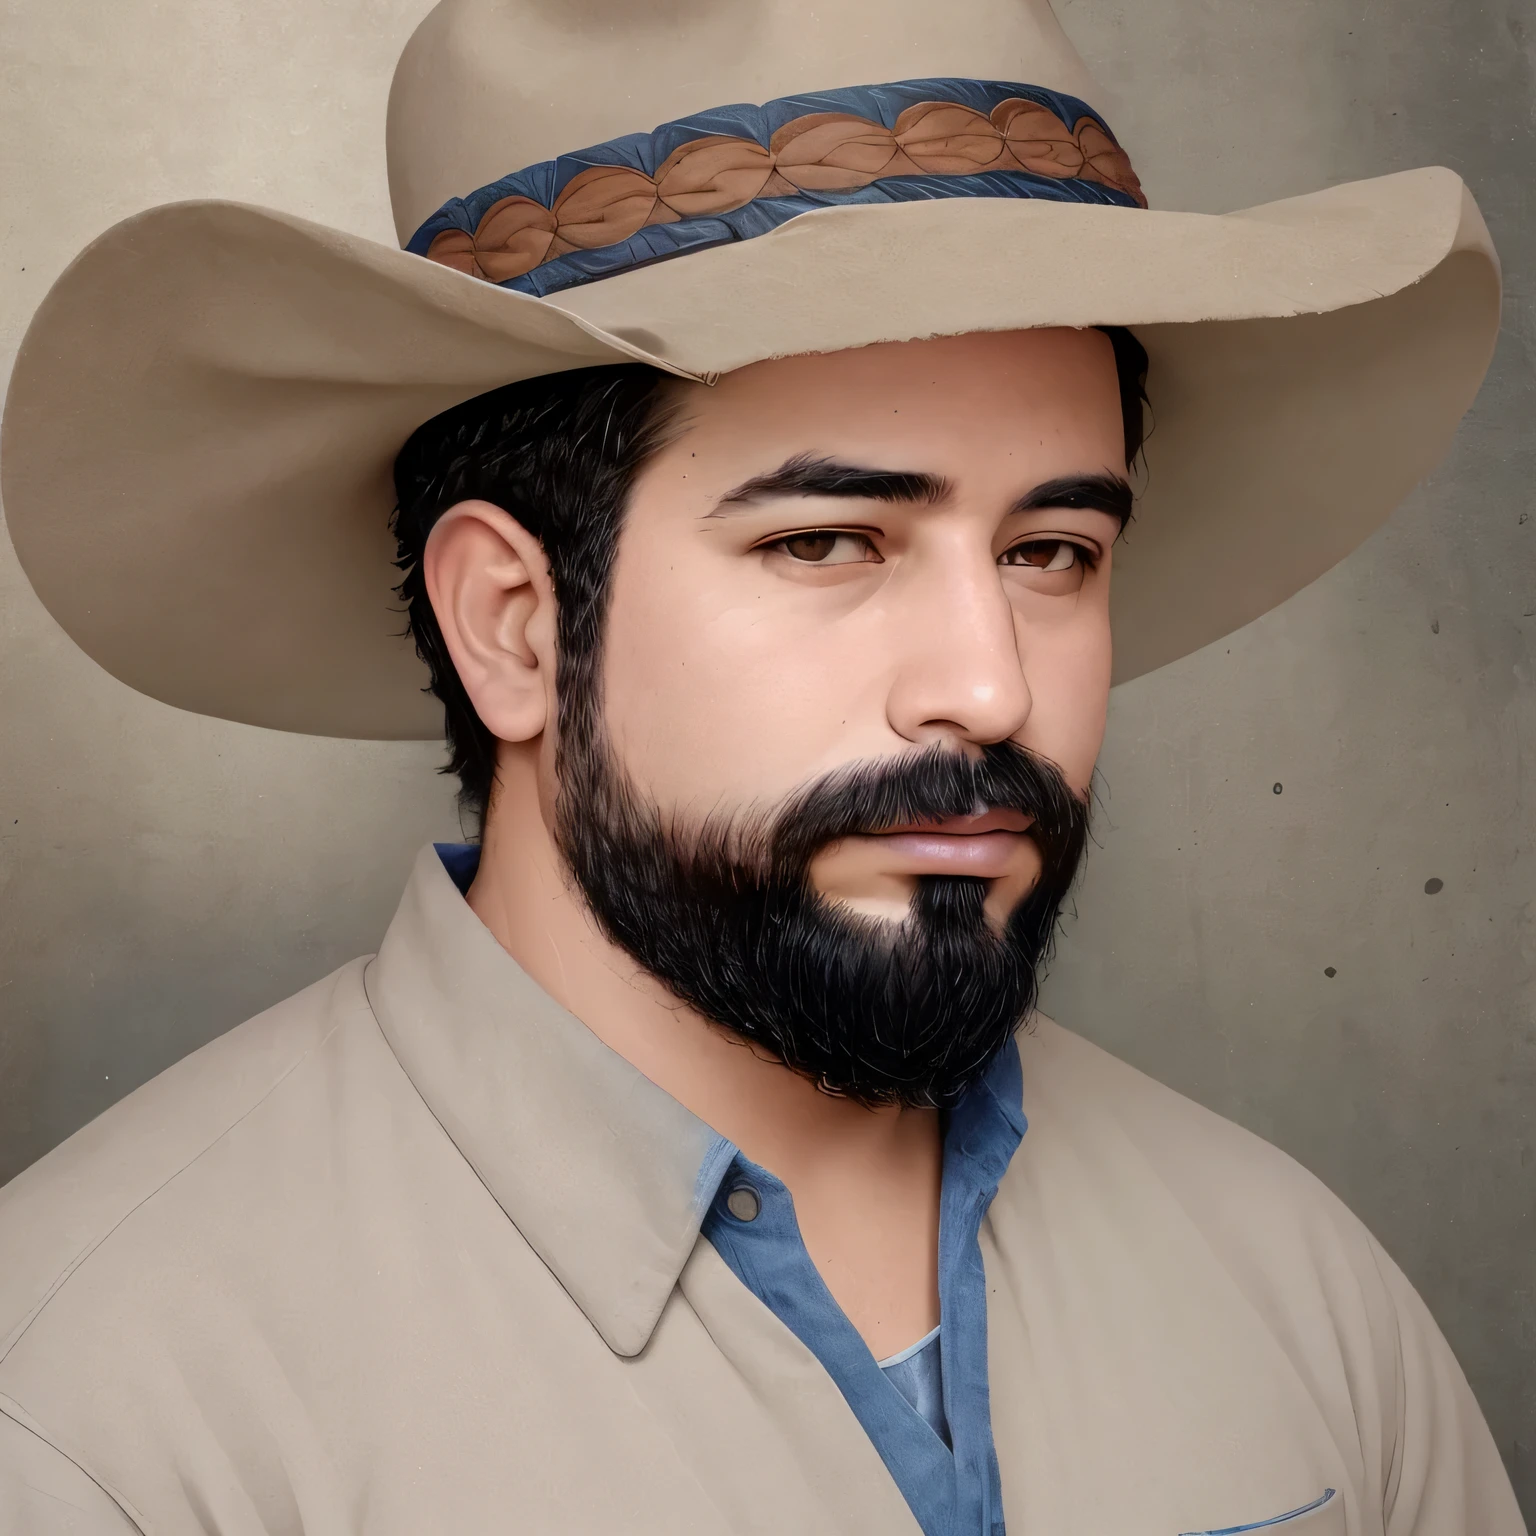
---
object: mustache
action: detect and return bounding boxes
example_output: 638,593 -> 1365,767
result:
761,740 -> 1089,877
555,730 -> 1091,1108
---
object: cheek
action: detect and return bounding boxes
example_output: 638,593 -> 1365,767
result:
598,540 -> 870,810
1017,607 -> 1112,794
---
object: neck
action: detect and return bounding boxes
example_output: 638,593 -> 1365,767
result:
466,745 -> 942,1355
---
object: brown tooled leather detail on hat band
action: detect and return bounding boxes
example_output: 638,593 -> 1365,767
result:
406,79 -> 1146,299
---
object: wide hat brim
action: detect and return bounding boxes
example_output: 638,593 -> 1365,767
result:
0,166 -> 1500,739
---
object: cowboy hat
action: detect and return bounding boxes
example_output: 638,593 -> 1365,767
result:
0,0 -> 1500,739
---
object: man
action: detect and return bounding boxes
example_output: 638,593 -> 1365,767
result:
0,0 -> 1523,1531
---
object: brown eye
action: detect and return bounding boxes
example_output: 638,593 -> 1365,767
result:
770,531 -> 878,565
1001,539 -> 1081,572
783,532 -> 839,562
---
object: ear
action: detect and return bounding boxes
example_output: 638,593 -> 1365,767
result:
422,500 -> 556,743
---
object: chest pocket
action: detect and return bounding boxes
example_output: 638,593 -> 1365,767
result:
1179,1487 -> 1345,1535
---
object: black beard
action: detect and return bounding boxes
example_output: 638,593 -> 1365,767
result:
554,719 -> 1090,1110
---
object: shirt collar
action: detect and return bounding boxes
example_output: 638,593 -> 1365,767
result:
695,1035 -> 1027,1219
364,842 -> 722,1357
366,841 -> 1029,1357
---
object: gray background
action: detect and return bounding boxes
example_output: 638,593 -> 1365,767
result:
1,0 -> 1531,1517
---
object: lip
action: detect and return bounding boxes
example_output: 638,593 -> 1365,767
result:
848,807 -> 1036,879
871,828 -> 1029,876
876,807 -> 1033,837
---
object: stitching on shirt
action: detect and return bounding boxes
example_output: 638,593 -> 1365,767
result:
0,1391 -> 153,1534
0,989 -> 357,1367
1177,1485 -> 1337,1533
692,1133 -> 739,1216
1360,1234 -> 1408,1514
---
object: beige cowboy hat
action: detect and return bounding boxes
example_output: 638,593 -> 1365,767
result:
0,0 -> 1500,739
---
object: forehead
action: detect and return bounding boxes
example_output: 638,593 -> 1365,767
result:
657,327 -> 1123,476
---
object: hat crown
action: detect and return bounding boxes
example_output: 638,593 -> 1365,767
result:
386,0 -> 1104,243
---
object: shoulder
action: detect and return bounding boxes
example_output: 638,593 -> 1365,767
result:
1009,1015 -> 1403,1369
1007,1019 -> 1525,1531
1016,1013 -> 1368,1231
1000,1018 -> 1407,1494
0,957 -> 378,1358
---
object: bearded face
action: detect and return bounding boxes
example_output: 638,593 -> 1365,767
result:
523,330 -> 1127,1106
556,713 -> 1090,1108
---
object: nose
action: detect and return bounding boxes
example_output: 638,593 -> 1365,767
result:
883,547 -> 1033,752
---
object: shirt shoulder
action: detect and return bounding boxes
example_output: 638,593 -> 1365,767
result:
0,957 -> 375,1358
1010,1016 -> 1400,1458
1017,1014 -> 1372,1239
1009,1016 -> 1525,1533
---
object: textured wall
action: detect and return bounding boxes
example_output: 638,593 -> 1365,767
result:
1,0 -> 1531,1517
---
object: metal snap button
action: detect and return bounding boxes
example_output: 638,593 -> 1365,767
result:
725,1184 -> 761,1222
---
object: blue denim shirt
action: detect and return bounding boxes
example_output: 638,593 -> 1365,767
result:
699,1045 -> 1024,1536
437,843 -> 1024,1535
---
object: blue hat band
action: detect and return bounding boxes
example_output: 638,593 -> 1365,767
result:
406,77 -> 1146,299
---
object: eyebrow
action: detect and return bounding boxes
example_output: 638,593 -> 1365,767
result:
708,454 -> 947,513
706,455 -> 1134,527
1011,473 -> 1135,526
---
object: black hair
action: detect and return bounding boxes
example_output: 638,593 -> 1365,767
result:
390,327 -> 1150,835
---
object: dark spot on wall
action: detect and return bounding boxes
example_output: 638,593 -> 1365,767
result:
1424,877 -> 1444,895
1431,619 -> 1440,633
1272,783 -> 1283,794
1324,966 -> 1337,978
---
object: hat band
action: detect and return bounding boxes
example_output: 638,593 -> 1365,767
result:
407,76 -> 1147,299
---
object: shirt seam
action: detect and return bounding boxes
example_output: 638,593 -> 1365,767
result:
0,1008 -> 353,1368
1360,1233 -> 1407,1516
1,1382 -> 153,1532
876,1323 -> 942,1370
692,1133 -> 740,1216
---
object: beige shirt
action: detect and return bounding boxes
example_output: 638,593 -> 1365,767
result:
0,844 -> 1522,1535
